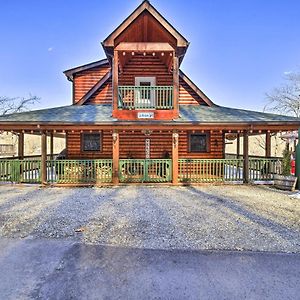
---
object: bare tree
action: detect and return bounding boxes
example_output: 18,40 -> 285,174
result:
0,94 -> 39,116
253,133 -> 283,157
265,71 -> 300,117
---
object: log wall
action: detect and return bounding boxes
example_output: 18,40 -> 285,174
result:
72,55 -> 207,105
66,130 -> 224,159
119,53 -> 172,86
73,64 -> 110,103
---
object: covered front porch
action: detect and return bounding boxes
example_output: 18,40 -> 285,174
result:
1,103 -> 300,186
0,127 -> 294,186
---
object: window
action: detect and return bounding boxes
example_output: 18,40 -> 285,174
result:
189,133 -> 209,152
81,133 -> 102,152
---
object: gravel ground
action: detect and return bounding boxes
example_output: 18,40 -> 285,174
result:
0,184 -> 299,252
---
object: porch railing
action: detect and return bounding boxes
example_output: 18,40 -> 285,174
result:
119,159 -> 172,183
0,159 -> 113,184
249,158 -> 282,181
0,157 -> 284,185
179,159 -> 244,183
118,86 -> 173,110
0,159 -> 41,183
47,159 -> 113,184
178,158 -> 283,183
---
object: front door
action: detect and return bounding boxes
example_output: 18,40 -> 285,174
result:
135,77 -> 156,108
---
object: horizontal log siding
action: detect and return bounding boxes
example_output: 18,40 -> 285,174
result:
179,78 -> 206,105
178,131 -> 224,158
66,130 -> 224,160
119,131 -> 172,159
66,131 -> 112,159
87,79 -> 112,104
119,53 -> 172,85
72,56 -> 208,106
73,65 -> 110,103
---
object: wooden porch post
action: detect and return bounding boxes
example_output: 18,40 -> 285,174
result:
236,133 -> 240,158
50,132 -> 54,160
112,50 -> 119,114
173,52 -> 179,116
18,132 -> 24,159
243,130 -> 249,183
265,131 -> 271,157
41,131 -> 47,185
112,130 -> 119,185
172,131 -> 179,185
18,131 -> 24,181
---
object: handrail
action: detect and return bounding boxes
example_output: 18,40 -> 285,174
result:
0,154 -> 60,160
225,153 -> 282,160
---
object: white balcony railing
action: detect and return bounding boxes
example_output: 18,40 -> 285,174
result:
118,86 -> 173,110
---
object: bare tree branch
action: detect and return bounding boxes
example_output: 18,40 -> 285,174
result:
265,70 -> 300,117
0,95 -> 40,116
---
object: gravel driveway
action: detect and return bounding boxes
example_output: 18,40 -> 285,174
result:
0,185 -> 299,252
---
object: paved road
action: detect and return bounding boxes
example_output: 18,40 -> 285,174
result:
0,238 -> 299,300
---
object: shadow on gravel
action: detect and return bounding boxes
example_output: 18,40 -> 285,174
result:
0,188 -> 81,238
0,188 -> 43,211
186,186 -> 299,240
36,187 -> 127,241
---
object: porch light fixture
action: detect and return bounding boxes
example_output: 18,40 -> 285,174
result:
112,132 -> 118,143
173,132 -> 179,147
142,129 -> 152,136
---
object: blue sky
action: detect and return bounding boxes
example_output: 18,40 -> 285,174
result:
0,0 -> 299,111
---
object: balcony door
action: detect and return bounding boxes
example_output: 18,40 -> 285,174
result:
135,77 -> 156,109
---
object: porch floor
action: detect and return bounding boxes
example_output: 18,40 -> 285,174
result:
1,185 -> 299,252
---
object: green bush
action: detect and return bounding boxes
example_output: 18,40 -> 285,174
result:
282,147 -> 291,176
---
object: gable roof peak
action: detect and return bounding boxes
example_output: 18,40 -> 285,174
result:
102,1 -> 189,51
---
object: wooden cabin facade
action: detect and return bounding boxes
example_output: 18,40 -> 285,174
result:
1,1 -> 300,186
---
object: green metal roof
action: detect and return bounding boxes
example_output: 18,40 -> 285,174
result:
177,105 -> 300,123
0,104 -> 299,125
0,105 -> 115,124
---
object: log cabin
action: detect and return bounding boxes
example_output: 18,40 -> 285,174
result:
0,0 -> 300,186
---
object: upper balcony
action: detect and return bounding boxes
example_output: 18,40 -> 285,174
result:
118,85 -> 173,110
111,42 -> 179,120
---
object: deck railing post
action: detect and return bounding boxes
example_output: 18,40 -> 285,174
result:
236,133 -> 240,158
112,130 -> 119,185
41,131 -> 47,185
173,52 -> 179,115
295,128 -> 300,189
172,131 -> 179,185
50,131 -> 54,160
243,130 -> 249,183
18,131 -> 24,181
265,131 -> 271,157
112,50 -> 119,115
